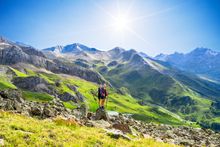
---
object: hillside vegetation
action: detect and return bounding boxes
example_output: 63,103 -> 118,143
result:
0,111 -> 178,147
0,65 -> 190,126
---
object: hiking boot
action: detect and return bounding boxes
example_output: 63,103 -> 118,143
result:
101,106 -> 105,110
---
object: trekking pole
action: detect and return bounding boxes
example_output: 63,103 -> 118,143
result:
91,90 -> 99,108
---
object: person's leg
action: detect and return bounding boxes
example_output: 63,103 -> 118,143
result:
99,99 -> 101,107
101,99 -> 105,108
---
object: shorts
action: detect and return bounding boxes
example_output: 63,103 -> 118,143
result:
100,96 -> 106,99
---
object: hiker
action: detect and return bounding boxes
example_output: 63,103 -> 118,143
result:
98,83 -> 108,109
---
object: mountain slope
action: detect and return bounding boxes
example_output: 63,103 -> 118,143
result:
0,38 -> 106,84
0,63 -> 187,125
154,48 -> 220,82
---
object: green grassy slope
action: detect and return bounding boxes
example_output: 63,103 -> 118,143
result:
0,66 -> 190,126
0,111 -> 178,146
43,72 -> 187,125
22,91 -> 54,102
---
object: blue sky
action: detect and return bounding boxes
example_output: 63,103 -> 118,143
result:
0,0 -> 220,56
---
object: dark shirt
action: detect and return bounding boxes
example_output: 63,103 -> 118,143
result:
98,87 -> 108,99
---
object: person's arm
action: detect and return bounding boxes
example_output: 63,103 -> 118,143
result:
105,89 -> 108,97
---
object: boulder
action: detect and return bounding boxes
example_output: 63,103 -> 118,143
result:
43,107 -> 55,117
180,139 -> 195,146
142,134 -> 152,139
4,100 -> 14,110
30,106 -> 42,116
155,137 -> 163,143
95,108 -> 109,121
112,123 -> 132,134
0,89 -> 23,102
0,138 -> 4,146
75,91 -> 85,102
58,92 -> 77,102
67,84 -> 78,92
106,129 -> 131,141
14,102 -> 22,112
85,120 -> 111,128
76,103 -> 88,118
87,112 -> 94,120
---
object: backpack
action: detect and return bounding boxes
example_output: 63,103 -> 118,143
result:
100,88 -> 105,98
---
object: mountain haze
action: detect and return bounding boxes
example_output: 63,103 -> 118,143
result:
155,48 -> 220,82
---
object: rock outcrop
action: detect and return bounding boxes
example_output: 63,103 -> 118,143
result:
58,92 -> 78,102
0,89 -> 86,119
107,114 -> 220,146
46,60 -> 106,84
83,111 -> 220,146
12,76 -> 55,94
12,76 -> 85,105
94,108 -> 109,121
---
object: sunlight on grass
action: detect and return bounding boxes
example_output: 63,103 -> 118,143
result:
0,76 -> 17,90
9,67 -> 28,77
0,111 -> 178,147
22,91 -> 54,102
63,101 -> 77,110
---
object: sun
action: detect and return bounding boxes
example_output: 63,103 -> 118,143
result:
113,14 -> 130,31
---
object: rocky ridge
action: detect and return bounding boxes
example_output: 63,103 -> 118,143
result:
0,89 -> 87,119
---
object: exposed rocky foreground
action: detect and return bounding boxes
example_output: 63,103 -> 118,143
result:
85,110 -> 220,147
0,89 -> 87,119
0,89 -> 220,147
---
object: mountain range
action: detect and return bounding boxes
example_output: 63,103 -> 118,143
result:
0,36 -> 220,132
154,48 -> 220,83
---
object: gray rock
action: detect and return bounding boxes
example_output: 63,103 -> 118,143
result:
87,112 -> 94,120
155,137 -> 163,143
67,84 -> 78,92
85,120 -> 111,128
75,91 -> 85,102
0,138 -> 4,146
58,92 -> 77,102
0,89 -> 23,100
106,129 -> 131,141
5,100 -> 15,110
46,59 -> 107,84
112,123 -> 132,134
14,102 -> 22,112
30,107 -> 42,116
12,76 -> 54,94
180,139 -> 195,146
95,108 -> 109,121
77,103 -> 88,118
43,107 -> 55,117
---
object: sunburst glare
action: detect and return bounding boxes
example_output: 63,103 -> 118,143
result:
113,14 -> 130,31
